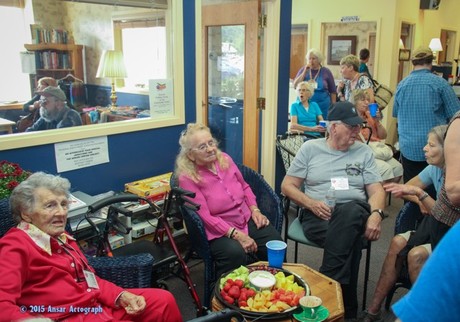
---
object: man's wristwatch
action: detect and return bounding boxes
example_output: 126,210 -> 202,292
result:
371,208 -> 386,220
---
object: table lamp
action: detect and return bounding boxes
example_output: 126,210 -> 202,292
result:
429,38 -> 443,65
96,50 -> 127,110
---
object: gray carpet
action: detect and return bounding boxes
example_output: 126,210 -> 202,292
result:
163,196 -> 408,321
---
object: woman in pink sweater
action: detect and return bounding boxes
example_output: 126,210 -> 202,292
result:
175,123 -> 282,278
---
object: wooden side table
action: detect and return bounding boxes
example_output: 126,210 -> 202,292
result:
212,262 -> 345,322
0,117 -> 16,134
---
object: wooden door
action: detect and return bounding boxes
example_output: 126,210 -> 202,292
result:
202,0 -> 260,169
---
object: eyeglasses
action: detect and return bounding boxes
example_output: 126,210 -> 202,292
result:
333,121 -> 363,131
337,122 -> 362,130
192,140 -> 217,152
39,97 -> 56,104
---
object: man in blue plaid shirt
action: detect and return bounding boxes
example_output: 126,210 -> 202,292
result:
394,46 -> 460,184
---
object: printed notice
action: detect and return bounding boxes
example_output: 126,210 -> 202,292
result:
55,136 -> 109,173
149,79 -> 174,117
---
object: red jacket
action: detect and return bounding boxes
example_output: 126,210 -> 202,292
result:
0,228 -> 124,321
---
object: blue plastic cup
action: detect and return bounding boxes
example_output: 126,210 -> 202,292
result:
266,240 -> 287,268
369,103 -> 378,117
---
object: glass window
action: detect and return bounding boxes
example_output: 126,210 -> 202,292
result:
122,27 -> 166,89
113,13 -> 168,91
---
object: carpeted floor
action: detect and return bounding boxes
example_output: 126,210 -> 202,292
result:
162,196 -> 409,321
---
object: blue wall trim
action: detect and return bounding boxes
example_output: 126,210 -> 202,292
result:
0,0 -> 196,195
274,0 -> 292,194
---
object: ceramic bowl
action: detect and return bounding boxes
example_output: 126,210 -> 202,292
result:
248,270 -> 276,291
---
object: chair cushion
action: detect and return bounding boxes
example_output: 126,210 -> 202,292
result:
287,217 -> 322,248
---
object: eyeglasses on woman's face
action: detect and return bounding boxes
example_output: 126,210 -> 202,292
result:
192,139 -> 217,152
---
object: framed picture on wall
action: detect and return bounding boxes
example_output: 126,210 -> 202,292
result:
399,49 -> 411,61
327,36 -> 357,65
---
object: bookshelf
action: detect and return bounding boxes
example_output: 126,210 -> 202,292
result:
24,43 -> 84,81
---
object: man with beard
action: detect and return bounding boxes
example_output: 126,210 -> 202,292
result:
26,86 -> 82,132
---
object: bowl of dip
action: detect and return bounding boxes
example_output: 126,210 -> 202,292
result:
248,270 -> 276,291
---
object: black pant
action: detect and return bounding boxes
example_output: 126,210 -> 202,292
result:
209,219 -> 282,279
300,200 -> 370,318
400,153 -> 428,184
429,216 -> 451,249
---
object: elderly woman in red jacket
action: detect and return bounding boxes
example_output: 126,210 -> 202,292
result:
0,172 -> 182,322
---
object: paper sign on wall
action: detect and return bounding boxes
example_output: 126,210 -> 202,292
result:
55,136 -> 109,173
149,79 -> 174,117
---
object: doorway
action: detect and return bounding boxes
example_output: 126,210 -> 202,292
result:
202,0 -> 260,169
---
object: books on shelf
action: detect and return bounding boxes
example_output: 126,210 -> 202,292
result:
30,24 -> 70,44
34,51 -> 71,70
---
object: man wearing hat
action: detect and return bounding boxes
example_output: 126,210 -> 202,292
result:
26,86 -> 82,132
393,46 -> 460,184
282,101 -> 386,320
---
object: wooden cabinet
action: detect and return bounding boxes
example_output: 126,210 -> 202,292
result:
24,43 -> 84,81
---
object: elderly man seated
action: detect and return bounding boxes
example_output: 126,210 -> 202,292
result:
281,101 -> 386,320
26,86 -> 82,132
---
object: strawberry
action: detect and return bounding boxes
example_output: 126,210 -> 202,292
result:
238,300 -> 248,307
234,279 -> 244,288
223,282 -> 232,292
224,295 -> 234,305
228,285 -> 241,299
246,288 -> 256,297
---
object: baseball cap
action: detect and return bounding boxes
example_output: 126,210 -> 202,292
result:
327,101 -> 363,126
36,86 -> 67,101
411,46 -> 434,61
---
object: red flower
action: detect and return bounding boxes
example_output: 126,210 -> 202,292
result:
0,161 -> 31,199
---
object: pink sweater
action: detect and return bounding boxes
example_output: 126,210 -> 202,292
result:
178,154 -> 257,240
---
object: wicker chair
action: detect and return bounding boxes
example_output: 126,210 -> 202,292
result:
177,163 -> 284,307
0,198 -> 154,289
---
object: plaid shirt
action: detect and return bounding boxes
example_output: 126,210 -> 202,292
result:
393,68 -> 460,161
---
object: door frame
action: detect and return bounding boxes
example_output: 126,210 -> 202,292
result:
195,0 -> 281,185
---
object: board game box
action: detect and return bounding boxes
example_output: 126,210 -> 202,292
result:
125,172 -> 172,201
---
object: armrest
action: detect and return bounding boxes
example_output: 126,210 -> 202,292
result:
87,253 -> 154,289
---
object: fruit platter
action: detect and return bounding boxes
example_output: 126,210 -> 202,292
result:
215,264 -> 310,319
